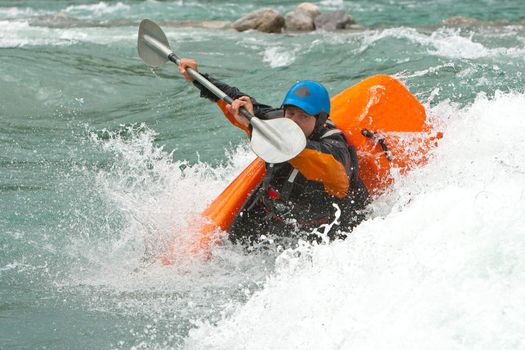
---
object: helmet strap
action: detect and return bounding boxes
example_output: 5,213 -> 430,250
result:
309,112 -> 329,140
315,111 -> 329,128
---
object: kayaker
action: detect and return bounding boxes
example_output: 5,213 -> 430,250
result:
178,59 -> 369,248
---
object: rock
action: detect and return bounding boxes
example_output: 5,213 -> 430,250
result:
345,23 -> 365,31
285,10 -> 315,31
521,19 -> 525,25
442,16 -> 480,26
443,16 -> 511,27
296,2 -> 321,18
233,8 -> 284,33
170,20 -> 232,30
314,10 -> 356,31
284,2 -> 320,31
29,13 -> 104,28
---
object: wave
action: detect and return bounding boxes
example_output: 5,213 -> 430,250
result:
184,91 -> 525,349
262,46 -> 297,68
64,124 -> 258,288
46,123 -> 277,349
360,26 -> 525,60
63,1 -> 131,17
0,1 -> 130,22
0,6 -> 49,19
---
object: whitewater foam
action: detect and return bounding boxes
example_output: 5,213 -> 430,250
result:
360,27 -> 525,60
184,91 -> 525,349
52,123 -> 279,350
262,46 -> 297,68
0,7 -> 43,19
0,19 -> 139,47
64,124 -> 260,288
64,1 -> 130,18
0,18 -> 229,48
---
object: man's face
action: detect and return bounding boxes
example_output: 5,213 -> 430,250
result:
284,106 -> 316,138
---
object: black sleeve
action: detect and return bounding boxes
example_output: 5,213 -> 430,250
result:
192,73 -> 247,102
192,73 -> 281,120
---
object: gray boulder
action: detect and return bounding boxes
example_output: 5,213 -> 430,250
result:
284,2 -> 320,31
170,20 -> 232,30
442,16 -> 480,26
314,10 -> 356,31
443,16 -> 511,27
296,2 -> 321,18
285,9 -> 315,31
233,8 -> 284,33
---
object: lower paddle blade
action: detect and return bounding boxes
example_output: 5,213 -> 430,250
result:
250,117 -> 306,163
138,19 -> 171,67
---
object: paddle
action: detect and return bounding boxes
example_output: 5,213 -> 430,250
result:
137,19 -> 306,163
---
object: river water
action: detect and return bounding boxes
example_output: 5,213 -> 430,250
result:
1,1 -> 525,349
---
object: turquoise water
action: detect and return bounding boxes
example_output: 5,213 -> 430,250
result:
1,1 -> 525,349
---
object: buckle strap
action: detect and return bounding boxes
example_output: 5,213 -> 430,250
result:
280,168 -> 299,200
246,163 -> 275,212
361,129 -> 392,161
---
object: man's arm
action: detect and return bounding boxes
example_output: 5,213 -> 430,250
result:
193,73 -> 277,119
177,58 -> 277,119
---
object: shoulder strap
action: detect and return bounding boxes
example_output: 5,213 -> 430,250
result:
320,128 -> 343,139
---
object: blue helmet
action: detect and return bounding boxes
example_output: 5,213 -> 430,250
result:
282,80 -> 331,117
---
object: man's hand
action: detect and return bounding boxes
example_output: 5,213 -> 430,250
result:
227,96 -> 253,127
178,58 -> 198,81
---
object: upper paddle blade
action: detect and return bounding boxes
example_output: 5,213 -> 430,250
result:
138,19 -> 171,67
250,117 -> 306,163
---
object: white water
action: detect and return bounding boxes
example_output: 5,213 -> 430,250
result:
61,126 -> 271,340
183,92 -> 525,349
360,27 -> 525,60
3,1 -> 525,349
63,1 -> 130,17
67,125 -> 258,282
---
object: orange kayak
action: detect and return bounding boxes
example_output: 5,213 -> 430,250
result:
162,75 -> 441,262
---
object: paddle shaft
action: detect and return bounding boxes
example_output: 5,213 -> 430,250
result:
138,20 -> 306,162
170,54 -> 256,120
142,33 -> 254,121
169,55 -> 285,150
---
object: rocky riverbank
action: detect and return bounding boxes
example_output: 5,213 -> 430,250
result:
24,2 -> 525,33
